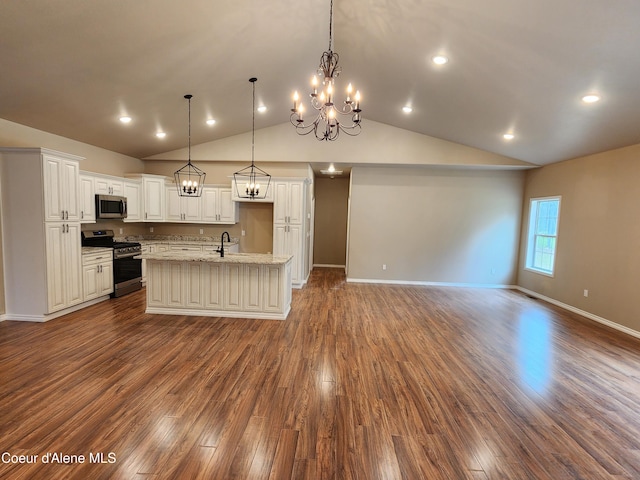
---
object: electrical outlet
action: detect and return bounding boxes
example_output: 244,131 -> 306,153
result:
199,228 -> 204,234
491,267 -> 496,275
382,264 -> 387,270
241,230 -> 246,236
584,289 -> 589,297
150,227 -> 154,233
119,228 -> 123,235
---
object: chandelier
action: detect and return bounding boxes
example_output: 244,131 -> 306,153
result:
174,94 -> 206,196
233,78 -> 271,200
290,0 -> 362,141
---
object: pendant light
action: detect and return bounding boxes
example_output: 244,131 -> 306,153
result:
290,0 -> 362,141
233,77 -> 271,200
174,94 -> 206,197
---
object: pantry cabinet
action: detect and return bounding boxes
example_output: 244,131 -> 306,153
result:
272,179 -> 308,287
43,152 -> 81,222
0,148 -> 85,320
46,222 -> 83,312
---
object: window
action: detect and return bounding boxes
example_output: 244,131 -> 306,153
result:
525,196 -> 561,276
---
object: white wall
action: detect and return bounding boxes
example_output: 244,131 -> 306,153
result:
347,166 -> 525,285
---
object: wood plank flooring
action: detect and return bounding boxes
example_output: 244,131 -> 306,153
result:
1,268 -> 640,479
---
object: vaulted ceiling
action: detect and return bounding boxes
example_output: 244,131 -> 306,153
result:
2,0 -> 640,165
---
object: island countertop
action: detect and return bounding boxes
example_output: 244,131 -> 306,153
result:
141,251 -> 292,265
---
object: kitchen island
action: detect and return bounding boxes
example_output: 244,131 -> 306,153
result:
142,251 -> 293,320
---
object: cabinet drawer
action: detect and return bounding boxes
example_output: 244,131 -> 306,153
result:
82,252 -> 113,266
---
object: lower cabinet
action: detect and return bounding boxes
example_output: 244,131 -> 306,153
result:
82,250 -> 113,301
46,222 -> 83,313
146,260 -> 291,319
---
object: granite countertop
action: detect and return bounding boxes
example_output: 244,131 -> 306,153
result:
141,251 -> 292,265
81,246 -> 113,255
117,235 -> 238,245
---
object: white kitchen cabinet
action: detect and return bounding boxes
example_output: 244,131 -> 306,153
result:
79,173 -> 96,223
144,255 -> 292,320
141,243 -> 169,284
273,180 -> 304,224
273,179 -> 307,287
273,223 -> 303,287
123,179 -> 142,222
93,174 -> 124,196
166,185 -> 202,222
231,177 -> 274,203
1,148 -> 86,321
43,152 -> 81,222
82,249 -> 113,301
126,174 -> 167,221
203,263 -> 224,309
143,176 -> 166,221
202,186 -> 239,224
45,221 -> 83,312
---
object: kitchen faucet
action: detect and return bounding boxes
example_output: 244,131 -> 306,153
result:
217,231 -> 231,257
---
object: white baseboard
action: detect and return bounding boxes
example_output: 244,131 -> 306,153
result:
314,264 -> 346,269
346,277 -> 515,289
1,296 -> 110,323
515,287 -> 640,340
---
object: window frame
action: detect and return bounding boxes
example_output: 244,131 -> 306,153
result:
524,195 -> 561,277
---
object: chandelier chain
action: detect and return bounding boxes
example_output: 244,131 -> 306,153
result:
328,0 -> 333,52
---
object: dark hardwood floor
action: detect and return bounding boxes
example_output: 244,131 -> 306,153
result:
1,268 -> 640,479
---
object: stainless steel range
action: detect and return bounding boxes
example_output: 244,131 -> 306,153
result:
81,230 -> 142,297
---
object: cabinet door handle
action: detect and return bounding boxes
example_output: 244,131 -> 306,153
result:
81,211 -> 84,220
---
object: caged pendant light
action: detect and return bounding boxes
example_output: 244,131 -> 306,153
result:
233,77 -> 271,200
174,94 -> 206,197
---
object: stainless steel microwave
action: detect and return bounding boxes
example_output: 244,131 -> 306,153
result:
95,194 -> 127,219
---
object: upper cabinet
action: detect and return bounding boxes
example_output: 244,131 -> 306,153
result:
43,152 -> 81,222
126,174 -> 167,222
93,174 -> 124,196
79,173 -> 96,223
166,184 -> 239,224
123,179 -> 142,222
231,177 -> 275,203
273,180 -> 305,225
202,186 -> 239,224
166,185 -> 202,223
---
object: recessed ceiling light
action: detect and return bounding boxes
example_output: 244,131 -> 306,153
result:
119,116 -> 132,124
155,132 -> 166,139
402,106 -> 413,114
582,94 -> 600,103
257,105 -> 267,113
206,119 -> 216,126
432,55 -> 449,65
503,133 -> 515,140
